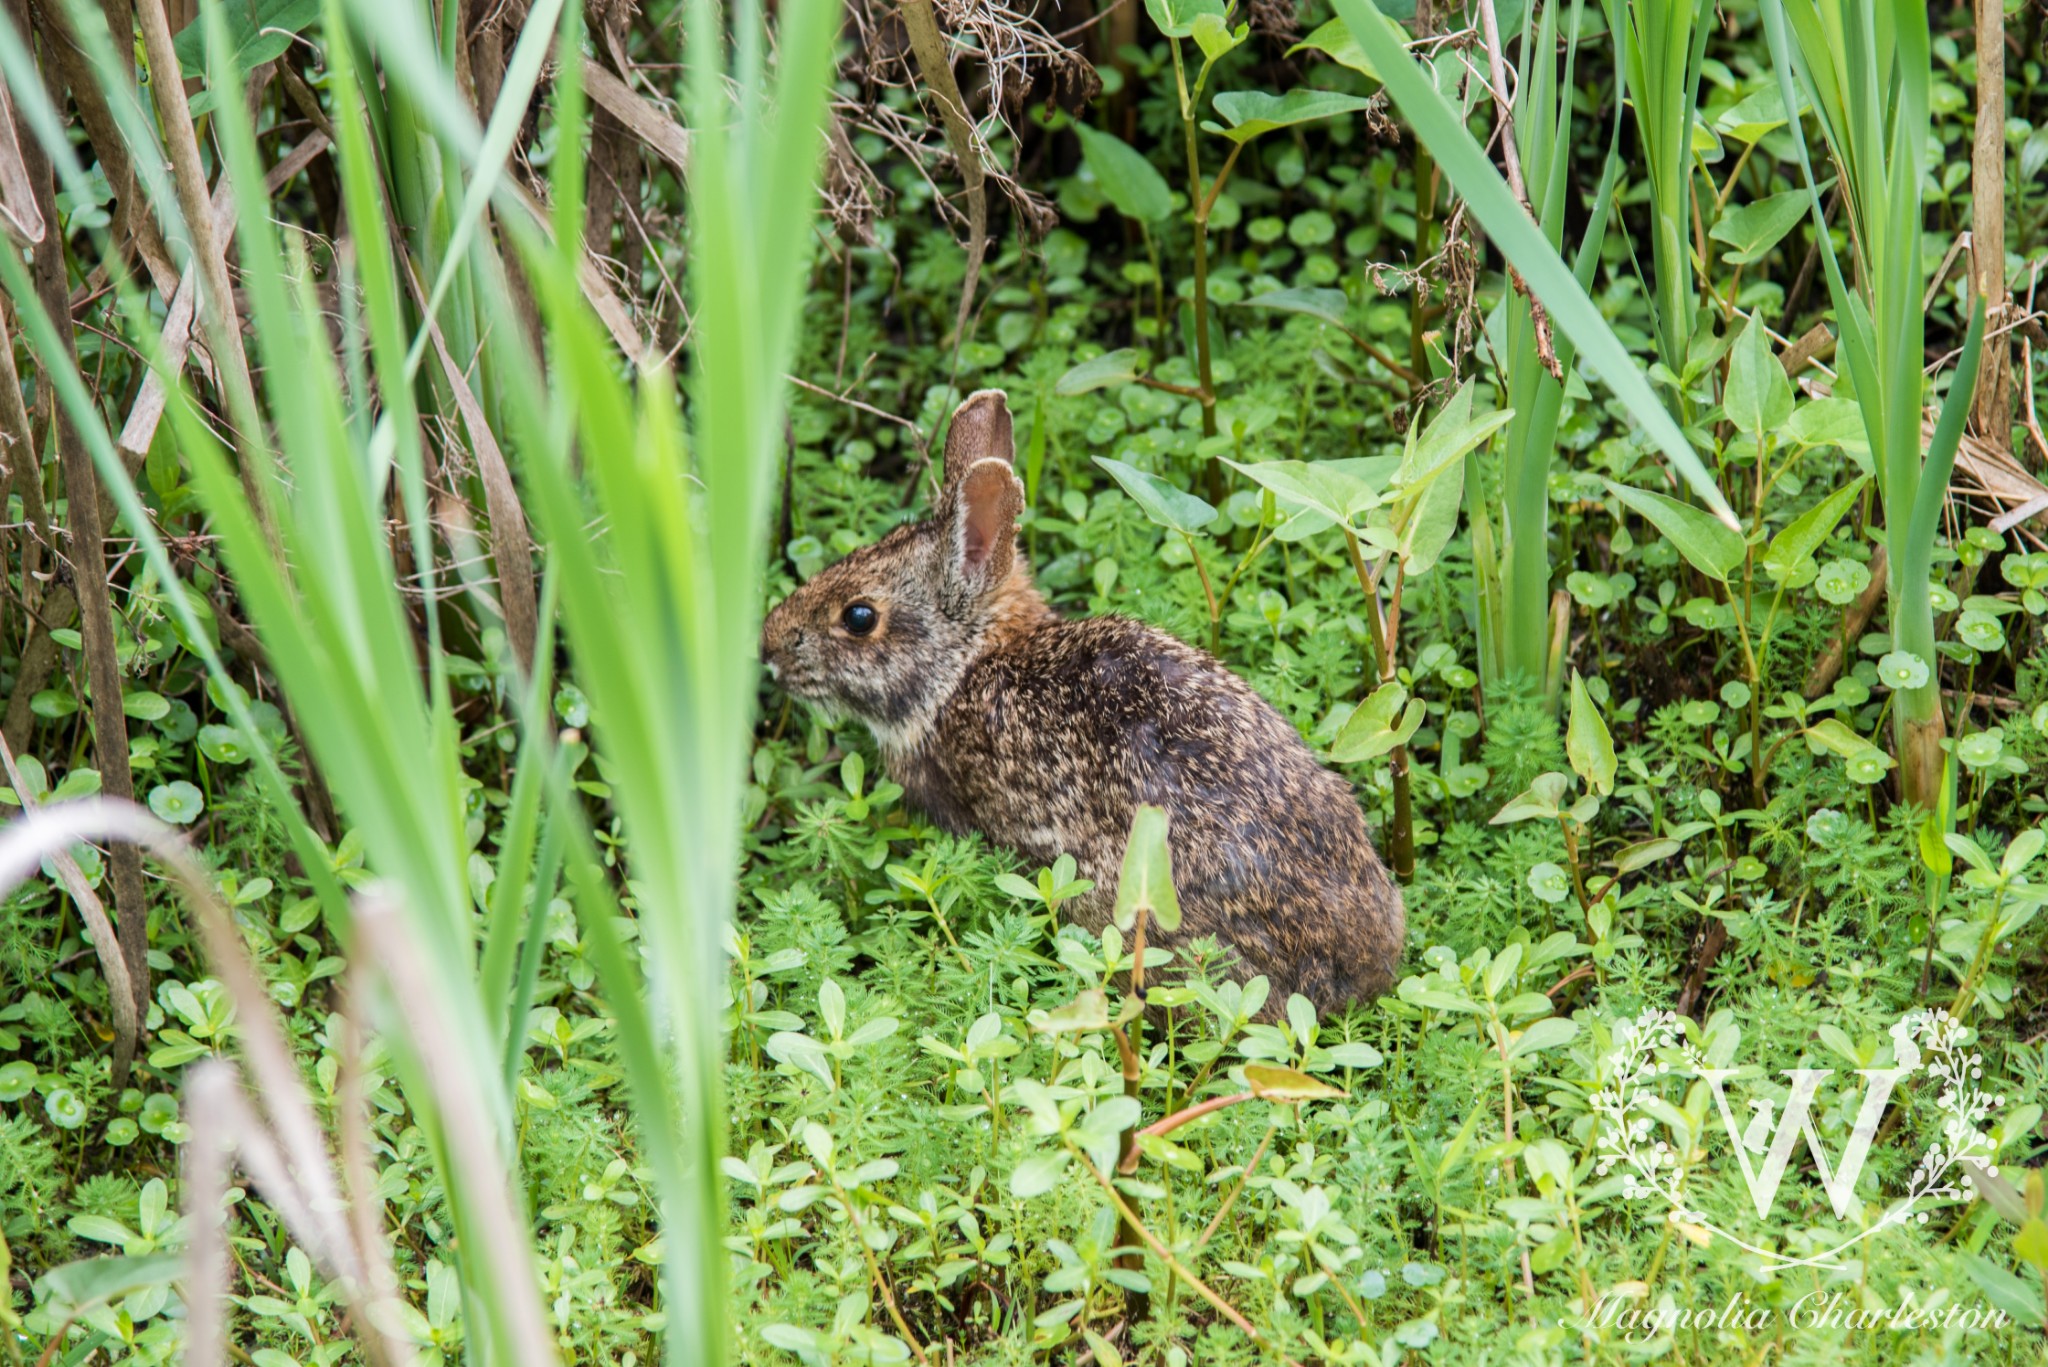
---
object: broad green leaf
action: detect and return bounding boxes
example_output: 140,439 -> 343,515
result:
1714,85 -> 1794,144
1034,989 -> 1111,1033
1330,0 -> 1737,527
1057,348 -> 1144,396
1205,89 -> 1382,144
1009,1152 -> 1071,1198
1245,1064 -> 1346,1101
1222,457 -> 1389,531
1963,1255 -> 2047,1329
1566,674 -> 1615,797
1491,773 -> 1570,825
1805,718 -> 1873,759
1074,124 -> 1172,223
173,0 -> 318,80
1392,383 -> 1510,573
1191,14 -> 1248,63
1094,457 -> 1217,536
1724,317 -> 1794,436
1508,1016 -> 1579,1060
35,1252 -> 184,1315
1288,16 -> 1384,79
1240,287 -> 1351,329
1762,476 -> 1867,582
1144,0 -> 1226,38
1612,838 -> 1682,875
1918,810 -> 1954,877
1784,396 -> 1869,452
1603,480 -> 1746,582
121,690 -> 171,721
1329,682 -> 1424,763
1392,454 -> 1464,576
1709,188 -> 1812,266
1112,805 -> 1181,933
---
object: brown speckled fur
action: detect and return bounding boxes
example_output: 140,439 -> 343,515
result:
761,389 -> 1404,1013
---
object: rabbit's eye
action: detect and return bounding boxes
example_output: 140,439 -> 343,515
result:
841,602 -> 880,636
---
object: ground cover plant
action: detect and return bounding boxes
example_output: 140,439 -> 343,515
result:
0,0 -> 2046,1365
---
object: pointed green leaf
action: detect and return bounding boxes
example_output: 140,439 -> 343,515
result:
1205,89 -> 1383,143
1287,17 -> 1386,79
1725,317 -> 1794,436
1057,348 -> 1144,396
1240,287 -> 1351,329
1709,188 -> 1814,266
1245,1064 -> 1347,1101
1604,480 -> 1746,582
1113,805 -> 1181,933
1191,14 -> 1247,63
1144,0 -> 1226,38
1566,673 -> 1615,797
1074,124 -> 1172,223
1762,476 -> 1867,582
1094,457 -> 1217,536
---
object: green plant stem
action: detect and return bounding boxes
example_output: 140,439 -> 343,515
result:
830,1174 -> 932,1367
1167,39 -> 1218,446
1344,531 -> 1414,880
1069,1144 -> 1307,1367
1193,1120 -> 1277,1255
1182,532 -> 1223,651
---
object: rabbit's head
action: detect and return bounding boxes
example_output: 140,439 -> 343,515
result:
761,389 -> 1032,750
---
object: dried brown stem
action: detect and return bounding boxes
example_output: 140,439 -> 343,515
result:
899,0 -> 988,359
18,90 -> 151,1034
136,0 -> 280,554
1970,0 -> 2011,446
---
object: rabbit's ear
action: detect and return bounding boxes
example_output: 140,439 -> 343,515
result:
942,389 -> 1013,491
949,459 -> 1024,593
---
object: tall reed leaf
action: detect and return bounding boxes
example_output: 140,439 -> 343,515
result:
1761,0 -> 1986,806
1599,0 -> 1711,382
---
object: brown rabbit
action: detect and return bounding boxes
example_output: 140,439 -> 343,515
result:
760,389 -> 1404,1012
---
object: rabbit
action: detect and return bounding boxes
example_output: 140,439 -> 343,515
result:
760,388 -> 1405,1014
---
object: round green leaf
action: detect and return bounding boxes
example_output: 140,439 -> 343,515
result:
148,781 -> 205,826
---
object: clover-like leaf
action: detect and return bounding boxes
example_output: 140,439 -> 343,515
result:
1876,651 -> 1931,691
148,781 -> 205,826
